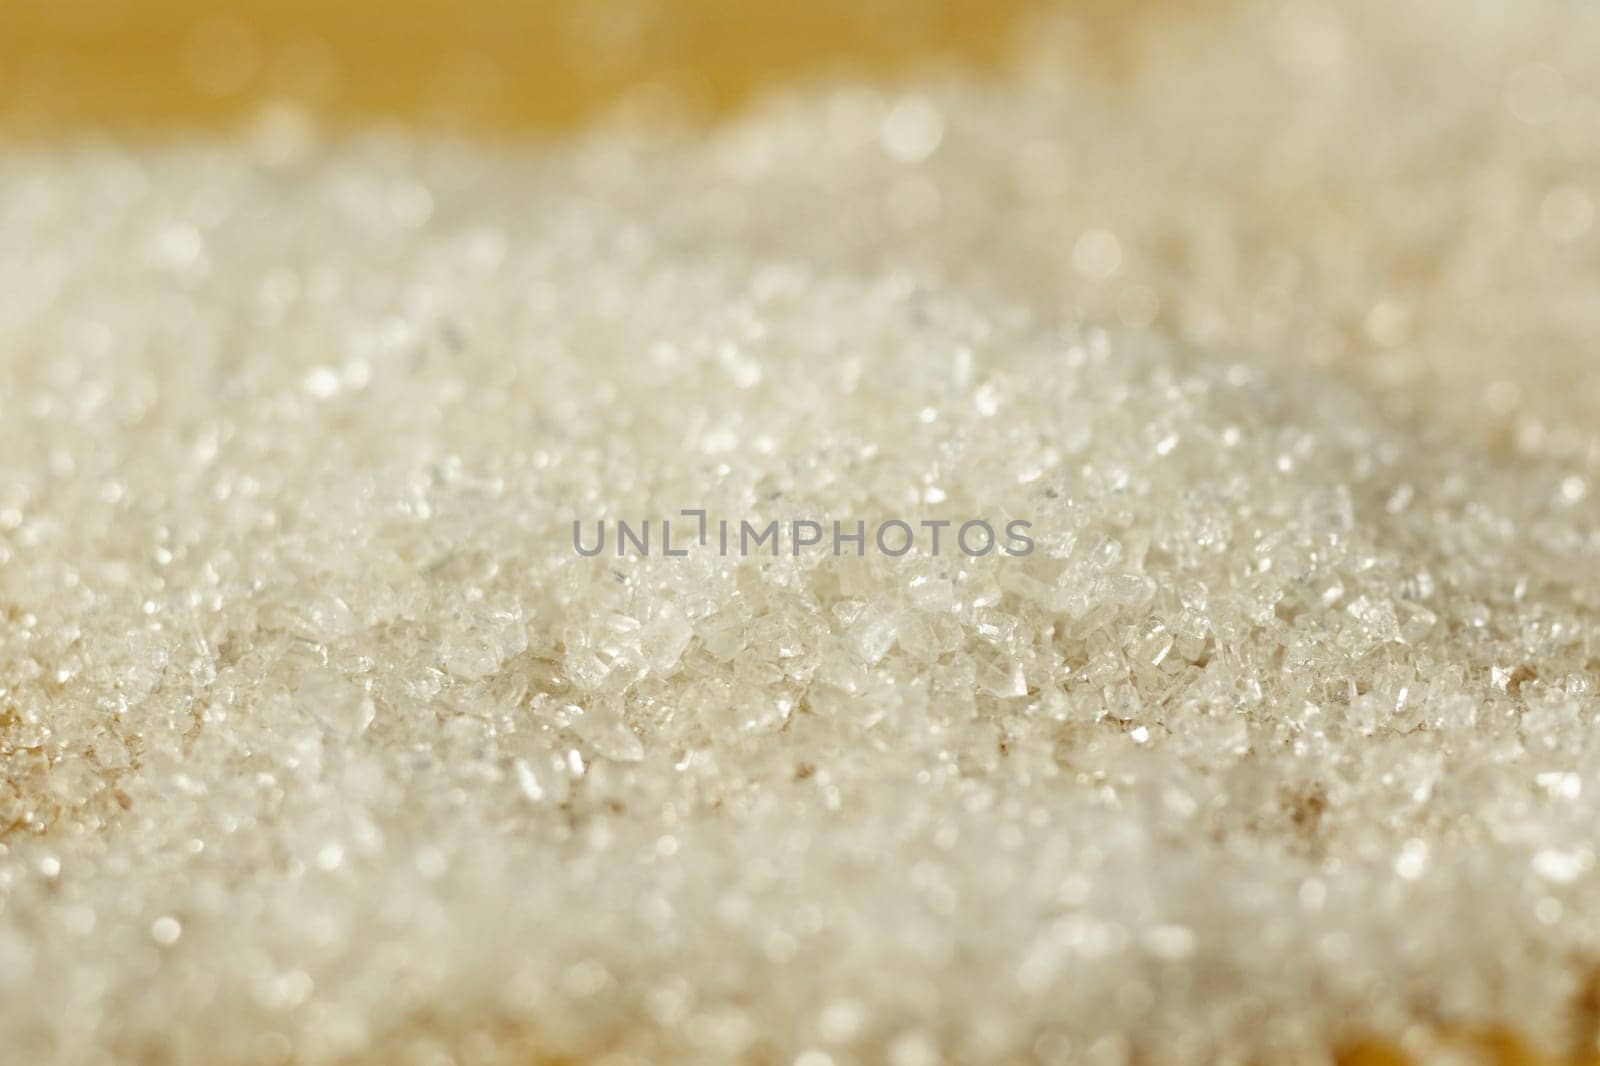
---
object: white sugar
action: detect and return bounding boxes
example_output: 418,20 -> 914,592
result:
4,0 -> 1600,1062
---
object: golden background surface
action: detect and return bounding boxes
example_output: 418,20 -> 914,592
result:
0,0 -> 1063,137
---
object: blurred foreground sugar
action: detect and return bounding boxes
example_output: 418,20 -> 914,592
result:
3,1 -> 1600,1062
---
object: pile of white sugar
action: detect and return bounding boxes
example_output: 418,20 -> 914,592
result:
4,1 -> 1600,1062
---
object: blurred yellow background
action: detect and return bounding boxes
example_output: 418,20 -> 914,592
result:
0,0 -> 1065,137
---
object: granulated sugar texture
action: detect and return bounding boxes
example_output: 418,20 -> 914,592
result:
5,1 -> 1600,1062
